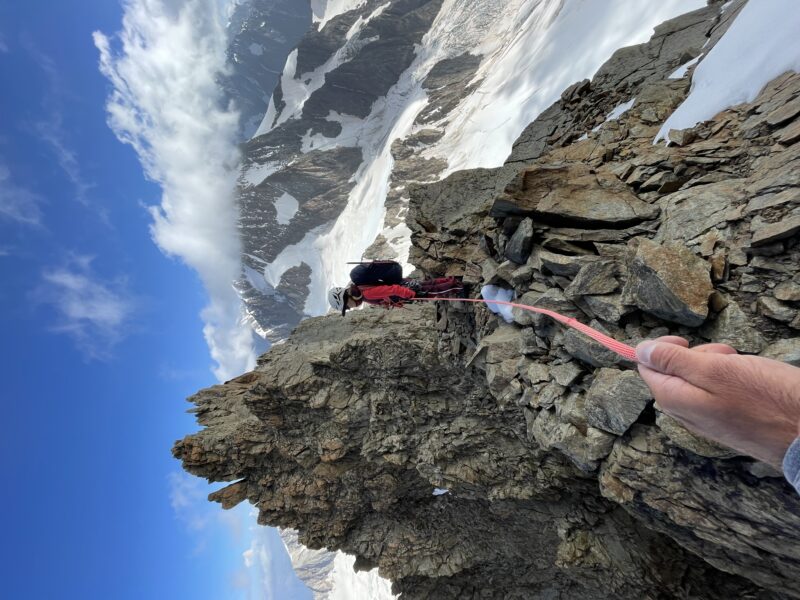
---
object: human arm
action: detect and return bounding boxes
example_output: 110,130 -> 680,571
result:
636,337 -> 800,480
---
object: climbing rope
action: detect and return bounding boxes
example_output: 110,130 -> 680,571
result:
414,297 -> 639,363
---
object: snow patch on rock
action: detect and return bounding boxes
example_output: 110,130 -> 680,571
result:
656,0 -> 800,142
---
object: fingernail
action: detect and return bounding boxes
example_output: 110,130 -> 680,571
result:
636,340 -> 658,367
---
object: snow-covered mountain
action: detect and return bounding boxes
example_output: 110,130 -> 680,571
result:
281,529 -> 396,599
232,0 -> 710,340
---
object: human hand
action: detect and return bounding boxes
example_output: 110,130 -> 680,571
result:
636,336 -> 800,467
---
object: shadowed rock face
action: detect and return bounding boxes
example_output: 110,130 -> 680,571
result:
178,0 -> 800,596
174,306 -> 787,599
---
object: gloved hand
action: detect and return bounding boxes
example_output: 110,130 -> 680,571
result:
637,336 -> 800,467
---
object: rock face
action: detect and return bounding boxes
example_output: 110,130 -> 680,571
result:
175,306 -> 791,599
178,1 -> 800,597
623,238 -> 713,326
493,163 -> 659,225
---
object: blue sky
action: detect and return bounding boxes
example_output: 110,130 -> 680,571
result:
0,1 -> 310,598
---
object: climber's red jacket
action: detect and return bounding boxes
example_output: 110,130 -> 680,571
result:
353,284 -> 415,308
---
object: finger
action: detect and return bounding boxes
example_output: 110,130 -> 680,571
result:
637,365 -> 712,420
692,343 -> 738,355
652,336 -> 690,348
636,340 -> 720,388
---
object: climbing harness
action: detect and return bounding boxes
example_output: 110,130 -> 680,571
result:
414,297 -> 638,363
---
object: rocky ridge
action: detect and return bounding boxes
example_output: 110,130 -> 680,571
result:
176,2 -> 800,597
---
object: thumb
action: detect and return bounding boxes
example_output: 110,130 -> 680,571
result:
636,339 -> 712,379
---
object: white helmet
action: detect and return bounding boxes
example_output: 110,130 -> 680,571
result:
328,287 -> 348,315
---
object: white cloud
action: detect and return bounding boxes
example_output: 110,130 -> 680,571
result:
0,163 -> 43,225
94,0 -> 256,381
23,41 -> 99,213
35,117 -> 95,208
35,255 -> 134,360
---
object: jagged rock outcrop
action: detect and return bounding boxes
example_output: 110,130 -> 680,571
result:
177,1 -> 800,597
175,305 -> 788,599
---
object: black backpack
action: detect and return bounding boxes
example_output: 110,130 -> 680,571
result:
350,261 -> 403,286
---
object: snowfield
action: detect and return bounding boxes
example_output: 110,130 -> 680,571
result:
657,0 -> 800,142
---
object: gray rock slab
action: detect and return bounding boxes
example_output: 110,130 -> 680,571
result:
623,238 -> 712,327
760,338 -> 800,366
505,218 -> 534,264
700,300 -> 766,353
586,369 -> 652,435
564,260 -> 619,299
493,163 -> 658,225
758,296 -> 796,323
750,214 -> 800,246
656,410 -> 739,458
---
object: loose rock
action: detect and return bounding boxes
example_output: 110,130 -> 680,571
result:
586,369 -> 652,435
700,300 -> 766,353
623,238 -> 713,327
760,338 -> 800,367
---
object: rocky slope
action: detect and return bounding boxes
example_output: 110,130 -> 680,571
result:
176,2 -> 800,597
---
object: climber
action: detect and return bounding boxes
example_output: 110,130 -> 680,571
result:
328,260 -> 464,315
636,337 -> 800,495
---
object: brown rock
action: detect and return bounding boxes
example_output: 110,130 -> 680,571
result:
493,163 -> 659,225
623,238 -> 713,327
668,128 -> 696,146
778,119 -> 800,145
775,281 -> 800,302
750,214 -> 800,246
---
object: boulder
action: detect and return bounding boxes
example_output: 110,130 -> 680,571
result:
579,294 -> 632,324
550,361 -> 583,387
758,296 -> 796,323
528,408 -> 615,472
700,300 -> 766,353
512,288 -> 579,327
623,238 -> 713,327
493,163 -> 659,225
504,218 -> 534,264
562,324 -> 623,368
775,281 -> 800,302
655,410 -> 739,458
586,369 -> 652,435
760,338 -> 800,367
536,249 -> 599,277
564,260 -> 620,299
654,182 -> 744,244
